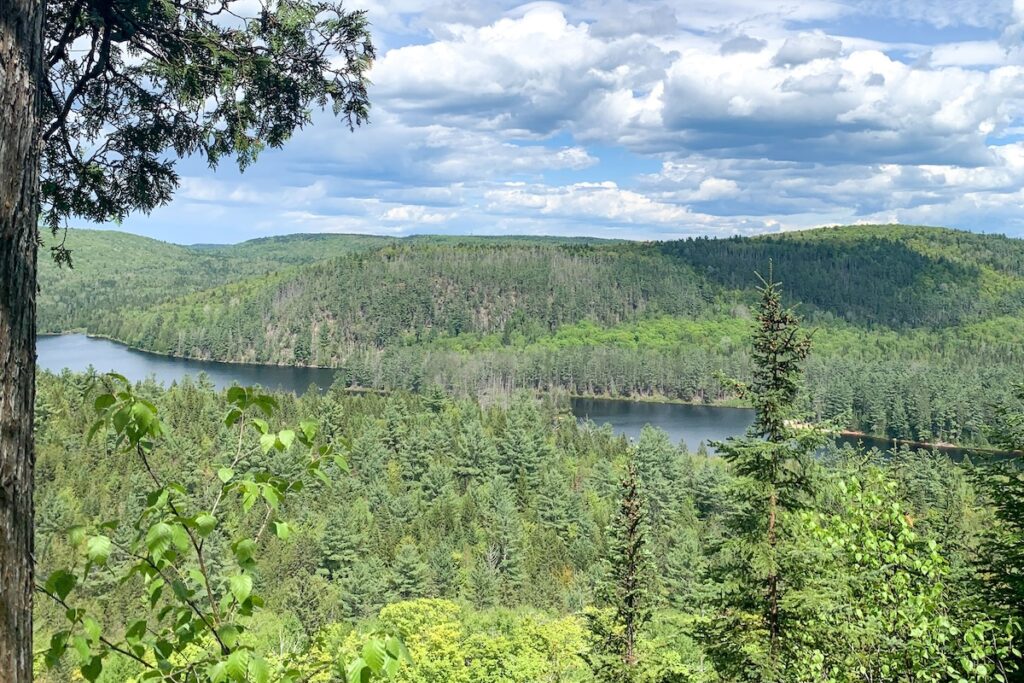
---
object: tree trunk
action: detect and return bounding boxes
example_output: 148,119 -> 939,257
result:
0,0 -> 43,676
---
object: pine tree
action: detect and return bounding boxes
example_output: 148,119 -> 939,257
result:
341,557 -> 388,620
319,501 -> 372,581
466,554 -> 500,609
498,397 -> 552,502
390,539 -> 429,600
483,482 -> 526,604
586,458 -> 655,682
974,383 -> 1024,626
707,269 -> 827,680
427,542 -> 461,598
454,417 -> 498,489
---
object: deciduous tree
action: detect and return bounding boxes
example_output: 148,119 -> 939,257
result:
0,0 -> 374,672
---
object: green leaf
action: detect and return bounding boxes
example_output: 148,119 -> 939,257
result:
347,658 -> 371,683
273,521 -> 292,540
83,617 -> 101,643
170,523 -> 191,552
45,630 -> 69,668
131,401 -> 156,434
195,513 -> 217,537
145,522 -> 173,560
388,635 -> 412,663
225,650 -> 249,679
300,419 -> 317,441
81,654 -> 103,681
242,482 -> 260,513
218,467 -> 235,484
46,570 -> 77,601
218,624 -> 241,649
208,661 -> 228,683
278,429 -> 295,450
94,394 -> 116,413
262,484 -> 281,510
253,395 -> 278,417
86,535 -> 112,565
125,619 -> 147,641
224,407 -> 243,427
226,386 -> 246,405
146,578 -> 164,608
112,407 -> 130,434
233,538 -> 256,568
362,638 -> 387,673
68,525 -> 87,546
73,635 -> 91,662
259,433 -> 277,454
250,656 -> 270,683
229,573 -> 253,604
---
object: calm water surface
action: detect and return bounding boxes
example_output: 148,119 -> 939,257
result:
37,334 -> 971,455
37,334 -> 341,393
570,397 -> 753,451
38,334 -> 755,446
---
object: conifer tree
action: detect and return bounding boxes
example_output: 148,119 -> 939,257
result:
390,539 -> 430,600
427,542 -> 461,598
466,555 -> 500,609
586,458 -> 655,682
498,397 -> 552,501
319,501 -> 372,581
454,417 -> 499,489
341,558 -> 389,620
708,269 -> 826,680
974,383 -> 1024,629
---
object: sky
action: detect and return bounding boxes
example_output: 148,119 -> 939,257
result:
107,0 -> 1024,243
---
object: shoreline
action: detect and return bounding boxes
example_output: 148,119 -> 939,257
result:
39,331 -> 1017,456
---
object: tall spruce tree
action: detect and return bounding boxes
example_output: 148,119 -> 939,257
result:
974,383 -> 1024,631
390,539 -> 429,600
707,269 -> 826,681
586,458 -> 655,682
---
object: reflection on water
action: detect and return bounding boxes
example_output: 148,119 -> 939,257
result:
570,397 -> 754,452
39,334 -> 994,459
37,334 -> 340,393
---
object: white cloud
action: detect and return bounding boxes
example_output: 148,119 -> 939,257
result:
381,205 -> 455,223
772,32 -> 844,67
114,1 -> 1024,241
177,178 -> 328,206
720,34 -> 767,55
485,181 -> 700,225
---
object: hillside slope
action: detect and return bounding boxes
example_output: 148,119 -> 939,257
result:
62,224 -> 1024,361
36,225 -> 1024,445
662,225 -> 1024,327
38,230 -> 620,335
37,230 -> 396,333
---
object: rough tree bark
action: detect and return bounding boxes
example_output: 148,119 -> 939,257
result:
0,0 -> 43,676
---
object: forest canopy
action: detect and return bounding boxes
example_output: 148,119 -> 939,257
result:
38,224 -> 1024,447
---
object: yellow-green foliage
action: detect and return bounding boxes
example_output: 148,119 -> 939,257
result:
275,600 -> 590,683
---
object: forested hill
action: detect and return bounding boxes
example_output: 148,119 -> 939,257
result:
663,225 -> 1024,328
38,225 -> 1024,445
37,230 -> 615,335
36,230 -> 396,334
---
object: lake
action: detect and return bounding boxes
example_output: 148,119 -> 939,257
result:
38,334 -> 757,447
36,333 -> 963,455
